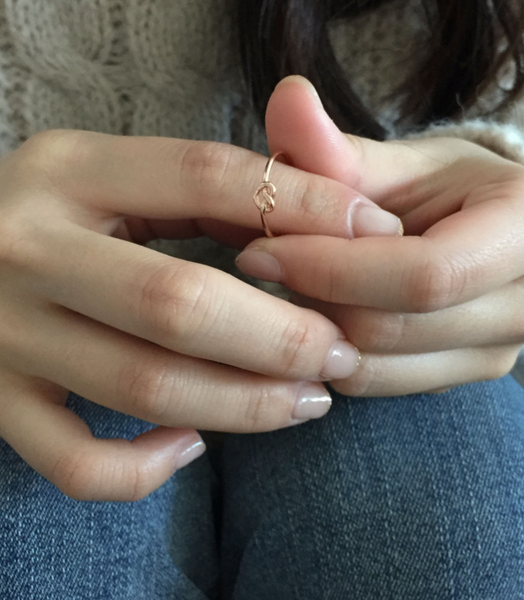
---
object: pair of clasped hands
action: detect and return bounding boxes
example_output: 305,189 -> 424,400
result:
1,75 -> 523,501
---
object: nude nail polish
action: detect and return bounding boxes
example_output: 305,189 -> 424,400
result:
235,248 -> 282,282
292,384 -> 332,422
175,436 -> 206,470
352,204 -> 403,237
320,340 -> 361,380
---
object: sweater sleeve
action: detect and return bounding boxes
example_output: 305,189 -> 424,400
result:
398,99 -> 524,165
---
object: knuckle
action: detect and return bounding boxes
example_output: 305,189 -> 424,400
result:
294,176 -> 335,223
51,449 -> 101,501
180,140 -> 235,207
116,356 -> 174,423
137,262 -> 211,343
277,318 -> 319,377
0,132 -> 90,270
406,252 -> 465,313
0,211 -> 31,268
241,387 -> 290,433
324,258 -> 345,303
241,389 -> 274,433
0,205 -> 45,272
52,449 -> 153,502
122,463 -> 153,502
17,129 -> 90,187
350,309 -> 406,353
120,462 -> 155,502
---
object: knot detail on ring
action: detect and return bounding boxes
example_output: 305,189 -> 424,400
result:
252,151 -> 286,238
253,182 -> 276,214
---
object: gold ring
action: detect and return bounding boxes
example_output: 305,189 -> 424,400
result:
253,151 -> 286,237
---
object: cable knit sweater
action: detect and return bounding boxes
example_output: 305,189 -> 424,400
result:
2,0 -> 524,194
1,0 -> 524,311
1,0 -> 524,152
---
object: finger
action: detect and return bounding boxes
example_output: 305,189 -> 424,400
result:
290,278 -> 524,354
265,75 -> 505,201
10,302 -> 334,433
329,344 -> 521,397
236,192 -> 524,311
30,223 -> 359,382
0,372 -> 205,502
20,129 -> 399,239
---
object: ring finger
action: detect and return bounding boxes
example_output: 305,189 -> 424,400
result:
290,278 -> 524,355
330,344 -> 522,397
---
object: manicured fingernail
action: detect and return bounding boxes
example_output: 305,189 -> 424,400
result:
292,384 -> 332,422
320,340 -> 361,380
235,249 -> 282,282
352,204 -> 403,237
175,435 -> 206,470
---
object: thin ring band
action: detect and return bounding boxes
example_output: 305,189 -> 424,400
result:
253,151 -> 286,238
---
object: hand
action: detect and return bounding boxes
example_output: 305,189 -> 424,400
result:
0,128 -> 400,501
236,76 -> 524,397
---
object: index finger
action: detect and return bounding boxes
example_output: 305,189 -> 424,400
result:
19,130 -> 400,239
236,197 -> 524,313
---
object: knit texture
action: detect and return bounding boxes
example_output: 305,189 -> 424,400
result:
1,0 -> 522,153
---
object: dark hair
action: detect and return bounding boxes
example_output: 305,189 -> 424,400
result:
237,0 -> 524,140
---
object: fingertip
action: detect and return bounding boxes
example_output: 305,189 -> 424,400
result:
273,75 -> 324,109
235,247 -> 283,282
174,433 -> 207,470
266,75 -> 360,187
351,203 -> 404,238
55,427 -> 206,502
130,426 -> 206,483
133,426 -> 206,470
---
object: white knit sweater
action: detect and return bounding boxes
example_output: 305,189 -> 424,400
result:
2,0 -> 524,154
1,0 -> 524,295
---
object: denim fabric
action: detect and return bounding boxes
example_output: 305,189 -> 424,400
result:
0,378 -> 523,599
0,394 -> 219,600
220,376 -> 524,599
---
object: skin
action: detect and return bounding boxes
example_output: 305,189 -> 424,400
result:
237,76 -> 524,397
2,74 -> 521,502
0,82 -> 401,502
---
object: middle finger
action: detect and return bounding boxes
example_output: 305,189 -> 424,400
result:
31,223 -> 360,382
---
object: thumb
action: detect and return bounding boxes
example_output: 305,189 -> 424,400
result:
265,75 -> 449,201
266,75 -> 364,189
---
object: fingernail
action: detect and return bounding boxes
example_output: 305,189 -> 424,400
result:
175,435 -> 206,470
284,75 -> 324,109
235,249 -> 282,282
292,384 -> 332,422
352,204 -> 403,237
320,340 -> 361,380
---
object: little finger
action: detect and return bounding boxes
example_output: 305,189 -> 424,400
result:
0,371 -> 205,502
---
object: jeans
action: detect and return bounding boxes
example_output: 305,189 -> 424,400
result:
1,376 -> 524,599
